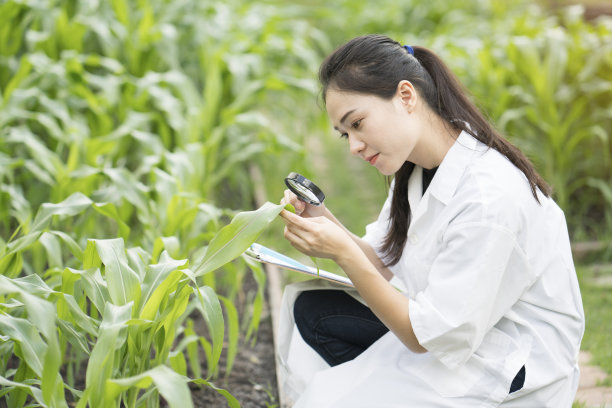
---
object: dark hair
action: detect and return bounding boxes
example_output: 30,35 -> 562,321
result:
319,34 -> 551,266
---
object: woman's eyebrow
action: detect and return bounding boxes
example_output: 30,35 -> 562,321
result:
333,109 -> 356,131
340,109 -> 356,125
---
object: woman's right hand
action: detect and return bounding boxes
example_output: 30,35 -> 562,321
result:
281,189 -> 326,218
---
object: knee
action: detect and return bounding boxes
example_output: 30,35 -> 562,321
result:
293,290 -> 332,339
293,291 -> 316,332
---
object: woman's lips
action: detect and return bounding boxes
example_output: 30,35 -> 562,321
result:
367,154 -> 379,165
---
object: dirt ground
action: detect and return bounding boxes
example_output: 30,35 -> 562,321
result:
189,275 -> 279,408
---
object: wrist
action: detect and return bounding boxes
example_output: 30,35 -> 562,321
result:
334,240 -> 366,269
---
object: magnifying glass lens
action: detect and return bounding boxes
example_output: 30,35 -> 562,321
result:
284,173 -> 325,206
286,179 -> 320,203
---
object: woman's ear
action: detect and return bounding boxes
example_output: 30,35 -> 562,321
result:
396,80 -> 418,113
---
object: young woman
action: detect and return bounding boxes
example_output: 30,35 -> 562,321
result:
278,34 -> 584,407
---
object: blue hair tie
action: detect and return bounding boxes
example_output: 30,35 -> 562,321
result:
403,45 -> 414,56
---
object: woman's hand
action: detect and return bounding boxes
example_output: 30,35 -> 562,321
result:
279,209 -> 358,262
281,189 -> 326,218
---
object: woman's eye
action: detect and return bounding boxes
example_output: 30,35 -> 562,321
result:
339,132 -> 348,139
351,119 -> 362,129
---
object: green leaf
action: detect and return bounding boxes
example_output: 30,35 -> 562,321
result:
39,232 -> 62,269
103,168 -> 151,219
83,240 -> 102,270
192,379 -> 240,408
139,269 -> 183,321
49,230 -> 83,261
0,375 -> 46,407
152,236 -> 181,263
3,56 -> 32,103
4,232 -> 43,256
18,296 -> 65,407
0,251 -> 24,279
0,314 -> 45,377
195,286 -> 224,378
169,352 -> 188,376
56,292 -> 98,337
245,258 -> 265,341
92,202 -> 131,241
107,365 -> 193,408
85,302 -> 132,407
92,239 -> 141,307
284,203 -> 296,213
181,320 -> 201,379
57,319 -> 90,355
0,278 -> 64,403
110,0 -> 130,26
311,256 -> 320,277
30,193 -> 93,233
219,296 -> 239,376
158,285 -> 192,363
193,201 -> 284,276
65,267 -> 110,315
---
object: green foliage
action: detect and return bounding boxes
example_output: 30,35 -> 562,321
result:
578,264 -> 612,385
0,0 -> 316,404
193,202 -> 287,277
449,5 -> 612,238
0,195 -> 285,406
1,0 -> 611,405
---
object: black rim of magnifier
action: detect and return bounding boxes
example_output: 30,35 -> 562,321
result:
284,172 -> 325,205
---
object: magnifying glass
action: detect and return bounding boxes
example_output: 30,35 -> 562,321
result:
284,172 -> 325,206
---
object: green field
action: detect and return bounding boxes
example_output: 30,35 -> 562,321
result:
1,0 -> 611,406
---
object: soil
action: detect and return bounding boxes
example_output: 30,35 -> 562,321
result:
189,273 -> 279,408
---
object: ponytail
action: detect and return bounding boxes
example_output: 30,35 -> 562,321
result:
319,34 -> 551,266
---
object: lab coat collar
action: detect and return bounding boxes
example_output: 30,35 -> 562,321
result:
427,130 -> 482,205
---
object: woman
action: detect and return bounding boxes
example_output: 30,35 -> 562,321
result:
278,34 -> 584,407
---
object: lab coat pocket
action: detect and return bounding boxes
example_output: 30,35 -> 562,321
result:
398,351 -> 480,398
398,257 -> 431,295
474,327 -> 530,397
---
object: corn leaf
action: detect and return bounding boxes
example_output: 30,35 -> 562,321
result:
219,296 -> 239,376
193,201 -> 285,276
107,365 -> 193,408
30,193 -> 93,233
195,286 -> 224,378
92,202 -> 131,241
85,302 -> 133,407
92,239 -> 141,307
139,269 -> 183,321
192,378 -> 240,408
0,375 -> 46,407
244,257 -> 265,341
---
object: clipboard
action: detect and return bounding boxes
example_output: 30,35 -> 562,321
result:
244,243 -> 354,287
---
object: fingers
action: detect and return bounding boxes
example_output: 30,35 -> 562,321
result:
279,209 -> 309,230
283,225 -> 308,250
280,208 -> 326,227
284,223 -> 323,257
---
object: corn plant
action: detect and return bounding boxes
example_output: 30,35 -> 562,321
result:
454,6 -> 612,238
0,0 -> 322,406
0,191 -> 288,407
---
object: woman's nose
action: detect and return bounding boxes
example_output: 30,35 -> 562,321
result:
348,134 -> 365,156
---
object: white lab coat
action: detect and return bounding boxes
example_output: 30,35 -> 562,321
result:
276,131 -> 584,407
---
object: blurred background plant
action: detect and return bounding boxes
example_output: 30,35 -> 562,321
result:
1,0 -> 610,405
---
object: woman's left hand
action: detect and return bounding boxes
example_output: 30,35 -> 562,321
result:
279,209 -> 357,262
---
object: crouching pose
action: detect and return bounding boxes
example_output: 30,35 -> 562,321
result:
278,34 -> 584,407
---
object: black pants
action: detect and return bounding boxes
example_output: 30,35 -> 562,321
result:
293,289 -> 525,393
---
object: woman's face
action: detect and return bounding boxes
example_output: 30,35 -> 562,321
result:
324,83 -> 421,176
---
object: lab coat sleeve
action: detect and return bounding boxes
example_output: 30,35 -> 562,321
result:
409,221 -> 535,369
